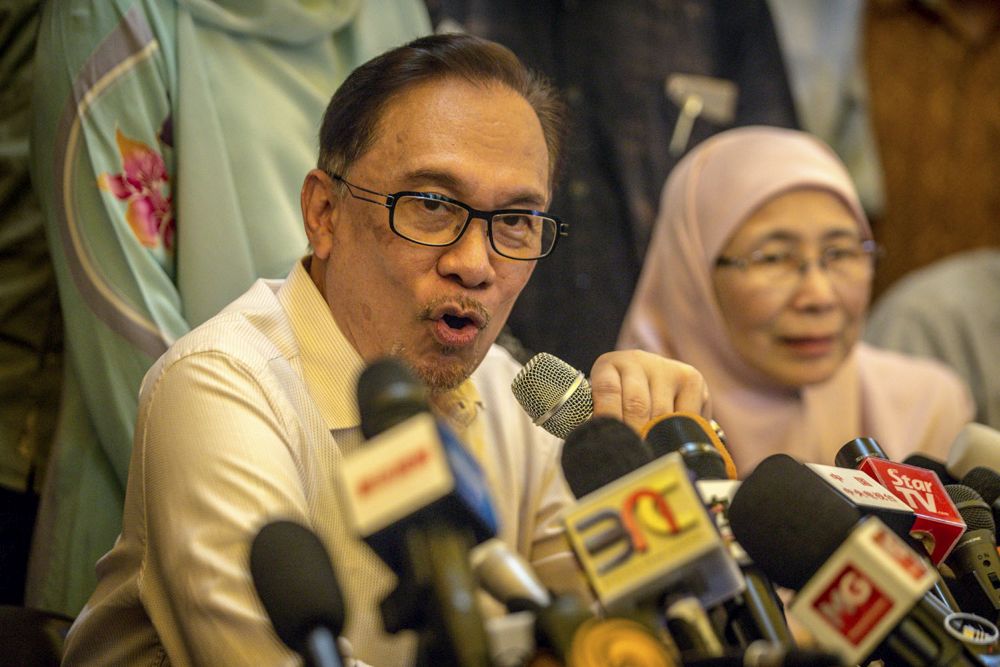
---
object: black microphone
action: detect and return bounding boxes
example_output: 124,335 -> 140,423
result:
906,453 -> 959,486
962,467 -> 1000,531
342,357 -> 494,666
561,415 -> 652,498
729,454 -> 989,666
643,413 -> 793,649
250,520 -> 346,667
943,484 -> 1000,622
558,414 -> 743,657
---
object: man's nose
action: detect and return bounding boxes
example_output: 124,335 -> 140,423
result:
437,217 -> 496,287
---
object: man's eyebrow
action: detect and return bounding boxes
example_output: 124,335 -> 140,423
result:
402,169 -> 547,209
403,169 -> 463,192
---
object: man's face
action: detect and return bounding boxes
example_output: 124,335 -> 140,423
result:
304,77 -> 549,393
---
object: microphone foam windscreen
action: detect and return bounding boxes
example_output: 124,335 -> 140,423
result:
250,520 -> 346,654
561,416 -> 652,498
357,356 -> 429,438
511,353 -> 593,439
902,453 -> 957,486
947,422 -> 1000,480
728,454 -> 861,589
944,484 -> 995,534
963,467 -> 1000,505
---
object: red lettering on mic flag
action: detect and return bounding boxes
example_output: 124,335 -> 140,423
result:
813,564 -> 893,646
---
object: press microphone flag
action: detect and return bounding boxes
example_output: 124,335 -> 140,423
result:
562,450 -> 743,613
837,437 -> 965,564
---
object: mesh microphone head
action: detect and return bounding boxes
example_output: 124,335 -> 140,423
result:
250,520 -> 346,655
511,352 -> 593,439
945,484 -> 995,534
963,467 -> 1000,505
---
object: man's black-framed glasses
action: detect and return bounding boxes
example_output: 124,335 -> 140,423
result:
330,173 -> 568,260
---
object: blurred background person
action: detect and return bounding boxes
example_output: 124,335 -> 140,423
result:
865,248 -> 1000,431
424,0 -> 799,372
28,0 -> 431,617
0,0 -> 62,607
618,126 -> 973,476
771,0 -> 1000,299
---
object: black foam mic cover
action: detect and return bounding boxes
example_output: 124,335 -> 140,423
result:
356,357 -> 428,439
560,416 -> 652,498
250,520 -> 346,657
728,454 -> 861,590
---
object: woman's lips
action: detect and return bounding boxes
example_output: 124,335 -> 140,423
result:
780,335 -> 836,357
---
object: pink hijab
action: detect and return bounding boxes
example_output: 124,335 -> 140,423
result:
618,126 -> 973,475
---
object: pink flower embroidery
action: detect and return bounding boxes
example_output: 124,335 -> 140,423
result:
98,128 -> 174,250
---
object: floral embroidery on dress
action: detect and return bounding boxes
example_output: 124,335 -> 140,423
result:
98,127 -> 174,250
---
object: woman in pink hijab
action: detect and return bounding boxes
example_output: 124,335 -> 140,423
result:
618,126 -> 973,475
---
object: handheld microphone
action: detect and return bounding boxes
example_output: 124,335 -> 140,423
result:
511,352 -> 593,438
341,357 -> 495,666
643,414 -> 793,648
730,454 -> 990,666
250,520 -> 346,667
837,437 -> 966,564
949,423 -> 1000,481
943,484 -> 1000,621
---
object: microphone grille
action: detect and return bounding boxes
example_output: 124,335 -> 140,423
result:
511,353 -> 593,439
945,484 -> 995,534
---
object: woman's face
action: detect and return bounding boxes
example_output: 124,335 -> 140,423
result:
711,189 -> 873,388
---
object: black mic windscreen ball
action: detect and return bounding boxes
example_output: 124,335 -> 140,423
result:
560,416 -> 652,498
962,467 -> 1000,507
511,352 -> 593,439
903,453 -> 958,486
727,454 -> 861,590
250,520 -> 346,656
356,357 -> 428,439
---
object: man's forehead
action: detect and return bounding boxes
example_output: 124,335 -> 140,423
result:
364,78 -> 551,201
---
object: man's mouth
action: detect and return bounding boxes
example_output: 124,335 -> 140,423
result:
442,313 -> 475,330
425,300 -> 490,349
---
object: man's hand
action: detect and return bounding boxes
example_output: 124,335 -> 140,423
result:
590,350 -> 710,433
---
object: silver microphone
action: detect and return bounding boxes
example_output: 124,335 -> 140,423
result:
510,353 -> 593,439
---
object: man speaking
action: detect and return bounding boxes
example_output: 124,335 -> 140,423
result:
60,33 -> 708,665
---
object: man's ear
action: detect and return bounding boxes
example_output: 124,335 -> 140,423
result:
301,169 -> 339,259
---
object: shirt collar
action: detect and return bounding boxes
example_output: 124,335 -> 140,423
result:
277,257 -> 364,429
